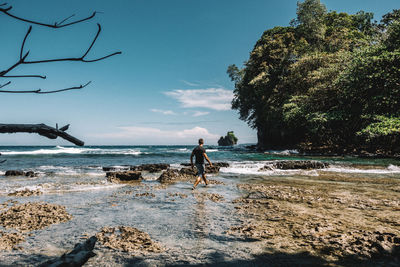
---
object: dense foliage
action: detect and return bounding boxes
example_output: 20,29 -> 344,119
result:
218,131 -> 238,146
228,0 -> 400,154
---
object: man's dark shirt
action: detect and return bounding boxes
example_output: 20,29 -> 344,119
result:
193,145 -> 206,164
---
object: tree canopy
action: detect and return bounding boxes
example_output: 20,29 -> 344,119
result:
229,0 -> 400,154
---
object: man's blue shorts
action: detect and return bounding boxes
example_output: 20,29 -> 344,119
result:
195,163 -> 205,176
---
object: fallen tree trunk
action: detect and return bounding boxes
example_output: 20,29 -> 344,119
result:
39,236 -> 97,267
0,123 -> 84,146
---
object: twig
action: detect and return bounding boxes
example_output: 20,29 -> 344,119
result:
2,75 -> 46,79
37,81 -> 91,94
0,81 -> 11,88
23,24 -> 122,64
0,81 -> 91,94
20,25 -> 31,59
0,5 -> 97,28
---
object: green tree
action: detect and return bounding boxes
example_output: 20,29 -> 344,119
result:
229,0 -> 400,154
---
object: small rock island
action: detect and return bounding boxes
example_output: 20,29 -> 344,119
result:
218,131 -> 238,146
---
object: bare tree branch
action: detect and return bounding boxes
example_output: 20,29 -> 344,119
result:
0,81 -> 91,94
0,123 -> 85,146
2,75 -> 46,79
0,5 -> 97,28
37,81 -> 91,94
23,24 -> 122,64
0,19 -> 121,94
20,25 -> 31,59
0,81 -> 11,88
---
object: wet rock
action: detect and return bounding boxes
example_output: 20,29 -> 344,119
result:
135,192 -> 155,198
106,171 -> 142,183
4,170 -> 37,177
206,165 -> 220,173
0,230 -> 25,250
206,193 -> 224,202
24,171 -> 37,177
96,226 -> 163,253
260,160 -> 329,170
167,192 -> 188,199
158,169 -> 179,183
5,170 -> 25,176
158,169 -> 193,183
213,162 -> 230,168
102,166 -> 130,172
8,189 -> 43,197
130,163 -> 170,173
208,179 -> 226,185
0,202 -> 72,232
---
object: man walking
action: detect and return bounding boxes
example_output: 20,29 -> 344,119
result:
190,138 -> 212,190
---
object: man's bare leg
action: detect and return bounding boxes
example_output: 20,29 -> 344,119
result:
192,176 -> 202,190
202,174 -> 209,186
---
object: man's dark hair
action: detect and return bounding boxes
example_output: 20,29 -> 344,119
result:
198,138 -> 204,145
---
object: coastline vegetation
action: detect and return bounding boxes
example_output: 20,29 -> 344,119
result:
228,0 -> 400,156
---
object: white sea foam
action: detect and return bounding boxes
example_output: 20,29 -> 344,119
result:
264,149 -> 299,155
0,146 -> 143,156
219,161 -> 319,176
323,165 -> 400,174
206,149 -> 219,152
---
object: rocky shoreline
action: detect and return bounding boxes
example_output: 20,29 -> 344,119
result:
0,159 -> 399,266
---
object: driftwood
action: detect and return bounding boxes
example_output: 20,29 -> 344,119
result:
0,123 -> 84,146
39,236 -> 97,267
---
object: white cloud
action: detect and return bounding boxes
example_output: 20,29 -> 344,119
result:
192,111 -> 209,117
180,80 -> 200,87
164,88 -> 233,111
91,126 -> 219,145
150,109 -> 177,115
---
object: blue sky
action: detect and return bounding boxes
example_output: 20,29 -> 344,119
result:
0,0 -> 399,146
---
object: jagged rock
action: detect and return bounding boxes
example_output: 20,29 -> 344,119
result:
213,162 -> 230,167
130,163 -> 170,173
8,189 -> 43,197
0,230 -> 25,250
4,170 -> 37,177
206,166 -> 220,173
158,169 -> 180,183
96,226 -> 163,253
158,168 -> 196,183
24,171 -> 37,177
102,166 -> 130,172
0,202 -> 72,232
260,160 -> 329,170
5,170 -> 25,176
106,171 -> 142,183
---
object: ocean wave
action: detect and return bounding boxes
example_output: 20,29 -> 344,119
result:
323,165 -> 400,174
1,146 -> 143,156
264,149 -> 299,155
219,161 -> 319,176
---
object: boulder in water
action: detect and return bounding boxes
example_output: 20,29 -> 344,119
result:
260,160 -> 329,171
4,170 -> 25,176
130,163 -> 170,173
106,171 -> 142,183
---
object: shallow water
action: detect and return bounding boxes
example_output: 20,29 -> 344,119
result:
0,145 -> 399,266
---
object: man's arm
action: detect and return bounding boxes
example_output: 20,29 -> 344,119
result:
204,153 -> 212,166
